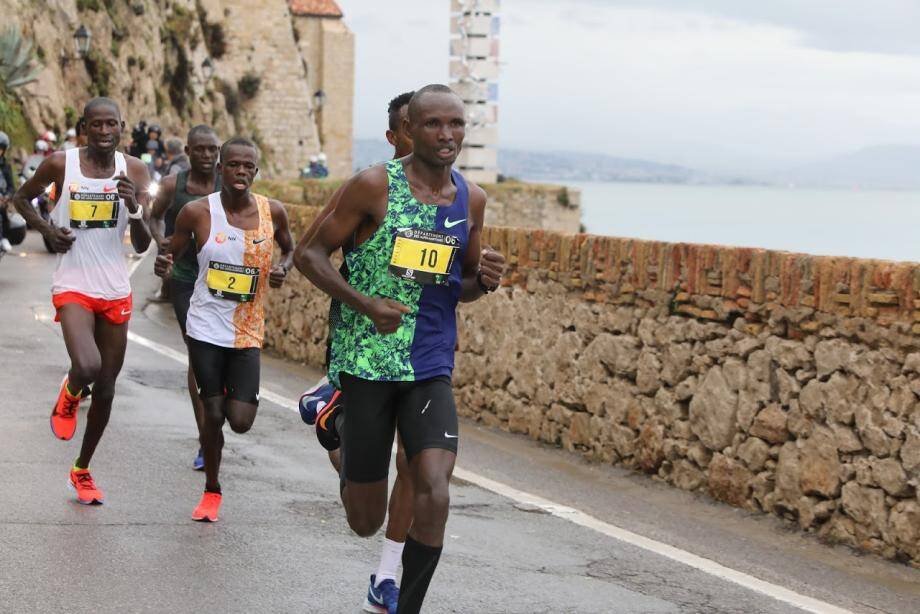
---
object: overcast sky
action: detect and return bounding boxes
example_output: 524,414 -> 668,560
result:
341,0 -> 920,172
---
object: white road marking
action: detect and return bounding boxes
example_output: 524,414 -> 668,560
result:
125,325 -> 853,614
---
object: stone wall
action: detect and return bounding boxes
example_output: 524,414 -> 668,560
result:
253,178 -> 583,235
265,201 -> 920,566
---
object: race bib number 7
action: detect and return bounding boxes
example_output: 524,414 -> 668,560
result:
389,229 -> 459,286
206,261 -> 259,302
70,192 -> 119,229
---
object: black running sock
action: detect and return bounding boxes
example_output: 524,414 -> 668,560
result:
397,535 -> 443,614
335,411 -> 346,493
205,485 -> 221,495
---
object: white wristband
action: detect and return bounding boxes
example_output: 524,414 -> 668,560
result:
126,205 -> 144,220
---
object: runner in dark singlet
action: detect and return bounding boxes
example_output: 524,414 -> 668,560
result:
149,125 -> 220,470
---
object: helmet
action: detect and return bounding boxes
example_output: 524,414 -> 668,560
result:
0,131 -> 9,149
41,130 -> 56,143
35,139 -> 49,152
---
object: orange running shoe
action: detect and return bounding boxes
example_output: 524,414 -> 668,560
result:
50,377 -> 85,441
192,491 -> 222,522
69,468 -> 104,505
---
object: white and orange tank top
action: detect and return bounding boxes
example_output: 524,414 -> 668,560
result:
50,147 -> 131,299
185,192 -> 274,349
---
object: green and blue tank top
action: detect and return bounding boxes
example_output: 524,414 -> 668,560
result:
328,159 -> 471,386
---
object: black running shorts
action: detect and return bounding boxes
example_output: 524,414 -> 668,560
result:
170,278 -> 195,335
187,337 -> 261,405
339,373 -> 459,483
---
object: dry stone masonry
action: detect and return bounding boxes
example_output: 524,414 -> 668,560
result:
264,201 -> 920,567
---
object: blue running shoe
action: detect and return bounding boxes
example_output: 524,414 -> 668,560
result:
299,377 -> 337,426
362,574 -> 398,614
193,448 -> 205,471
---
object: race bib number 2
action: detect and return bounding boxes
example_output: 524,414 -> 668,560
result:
389,229 -> 459,286
70,191 -> 119,229
206,261 -> 259,302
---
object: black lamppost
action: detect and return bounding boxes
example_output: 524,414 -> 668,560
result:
201,57 -> 215,83
312,89 -> 326,112
73,25 -> 91,59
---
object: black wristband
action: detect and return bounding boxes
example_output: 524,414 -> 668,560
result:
476,269 -> 496,294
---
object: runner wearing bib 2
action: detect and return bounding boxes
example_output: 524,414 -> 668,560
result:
298,85 -> 506,614
10,97 -> 152,505
154,137 -> 294,522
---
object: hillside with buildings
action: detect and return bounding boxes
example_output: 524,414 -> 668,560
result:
0,0 -> 353,178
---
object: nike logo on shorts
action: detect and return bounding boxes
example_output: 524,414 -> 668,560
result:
444,432 -> 458,439
444,217 -> 466,229
253,238 -> 267,244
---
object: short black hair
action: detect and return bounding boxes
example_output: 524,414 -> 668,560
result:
82,97 -> 121,120
219,136 -> 259,161
187,124 -> 217,143
407,84 -> 460,123
387,91 -> 415,131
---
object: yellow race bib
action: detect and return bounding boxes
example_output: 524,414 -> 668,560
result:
389,229 -> 459,286
206,261 -> 260,302
69,191 -> 119,229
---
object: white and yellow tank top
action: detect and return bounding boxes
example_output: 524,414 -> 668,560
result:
185,192 -> 274,349
50,147 -> 131,299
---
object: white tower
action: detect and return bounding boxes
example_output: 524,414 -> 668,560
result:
449,0 -> 500,184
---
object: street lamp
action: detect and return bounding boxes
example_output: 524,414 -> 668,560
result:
73,25 -> 91,59
201,57 -> 215,83
313,89 -> 326,111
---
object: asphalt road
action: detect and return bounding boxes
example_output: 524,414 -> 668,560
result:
1,232 -> 919,614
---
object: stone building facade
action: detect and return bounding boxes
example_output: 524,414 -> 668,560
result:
264,201 -> 920,567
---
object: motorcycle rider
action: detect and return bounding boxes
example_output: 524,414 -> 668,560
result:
0,131 -> 15,254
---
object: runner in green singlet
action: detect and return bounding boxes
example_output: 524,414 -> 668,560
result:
299,84 -> 506,614
149,125 -> 221,470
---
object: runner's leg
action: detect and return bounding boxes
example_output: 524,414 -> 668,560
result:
339,373 -> 398,537
75,315 -> 127,468
188,339 -> 229,493
394,377 -> 459,614
59,303 -> 101,392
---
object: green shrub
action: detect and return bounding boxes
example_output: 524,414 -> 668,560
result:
238,72 -> 261,100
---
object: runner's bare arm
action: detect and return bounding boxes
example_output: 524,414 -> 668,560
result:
460,183 -> 504,302
292,183 -> 345,272
155,199 -> 204,279
268,198 -> 294,288
297,166 -> 409,334
11,152 -> 65,236
149,174 -> 179,252
121,156 -> 152,253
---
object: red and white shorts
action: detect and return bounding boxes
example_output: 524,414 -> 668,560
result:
52,292 -> 133,325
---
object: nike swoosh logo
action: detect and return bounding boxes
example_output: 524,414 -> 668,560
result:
444,218 -> 466,229
253,238 -> 267,244
120,309 -> 131,316
103,186 -> 118,193
370,585 -> 382,602
444,432 -> 458,439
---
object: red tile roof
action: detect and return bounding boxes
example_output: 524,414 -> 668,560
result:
288,0 -> 343,17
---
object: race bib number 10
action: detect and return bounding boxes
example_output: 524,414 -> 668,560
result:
70,191 -> 119,229
389,229 -> 459,286
206,261 -> 260,302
